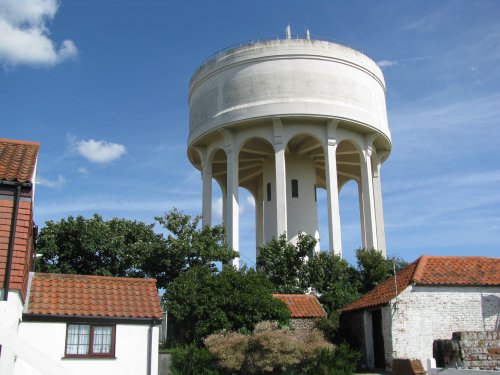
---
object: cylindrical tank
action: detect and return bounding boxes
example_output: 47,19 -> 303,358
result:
188,38 -> 391,265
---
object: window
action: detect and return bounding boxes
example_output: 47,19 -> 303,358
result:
291,179 -> 299,198
65,324 -> 115,358
314,184 -> 317,202
267,182 -> 271,201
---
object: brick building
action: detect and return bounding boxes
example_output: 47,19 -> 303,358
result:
340,255 -> 500,371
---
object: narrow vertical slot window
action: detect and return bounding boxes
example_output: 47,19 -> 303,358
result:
267,182 -> 271,201
314,184 -> 317,202
291,179 -> 298,198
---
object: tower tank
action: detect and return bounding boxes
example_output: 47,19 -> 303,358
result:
188,36 -> 391,267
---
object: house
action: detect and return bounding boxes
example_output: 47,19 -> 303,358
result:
340,255 -> 500,371
273,294 -> 326,332
0,138 -> 39,374
17,272 -> 163,375
0,139 -> 163,375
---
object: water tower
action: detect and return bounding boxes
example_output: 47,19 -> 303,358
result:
187,31 -> 391,267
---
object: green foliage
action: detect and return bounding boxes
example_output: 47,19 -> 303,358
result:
166,267 -> 290,344
204,321 -> 333,374
303,252 -> 360,313
355,248 -> 408,294
314,311 -> 340,344
154,208 -> 237,287
36,214 -> 166,278
256,233 -> 316,294
170,344 -> 222,375
301,344 -> 361,375
36,209 -> 237,291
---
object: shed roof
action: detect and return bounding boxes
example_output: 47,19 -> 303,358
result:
0,138 -> 39,183
26,273 -> 163,320
342,256 -> 500,313
273,294 -> 326,318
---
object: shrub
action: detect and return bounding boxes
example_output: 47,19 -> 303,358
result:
204,321 -> 333,374
169,344 -> 222,375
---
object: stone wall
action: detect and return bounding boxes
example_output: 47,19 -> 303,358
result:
388,285 -> 500,369
453,331 -> 500,370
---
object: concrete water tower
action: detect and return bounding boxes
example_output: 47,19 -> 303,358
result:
187,30 -> 391,267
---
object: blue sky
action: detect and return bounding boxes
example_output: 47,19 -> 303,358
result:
1,0 -> 499,267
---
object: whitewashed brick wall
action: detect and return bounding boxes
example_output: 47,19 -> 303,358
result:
383,285 -> 500,368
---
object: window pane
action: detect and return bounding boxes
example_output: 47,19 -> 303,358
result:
92,326 -> 112,354
67,324 -> 90,355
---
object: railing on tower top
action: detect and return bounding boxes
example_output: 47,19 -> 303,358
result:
193,34 -> 366,77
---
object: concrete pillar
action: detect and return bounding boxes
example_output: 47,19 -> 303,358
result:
225,146 -> 239,269
325,122 -> 342,255
255,185 -> 264,248
360,146 -> 378,250
372,159 -> 386,256
358,180 -> 367,249
273,118 -> 287,238
202,158 -> 212,227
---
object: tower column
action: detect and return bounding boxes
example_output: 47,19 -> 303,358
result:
225,145 -> 239,268
360,146 -> 378,249
325,121 -> 342,255
202,156 -> 212,227
372,156 -> 386,256
273,118 -> 287,237
358,181 -> 367,248
255,185 -> 264,247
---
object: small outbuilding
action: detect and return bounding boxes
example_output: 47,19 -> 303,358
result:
273,294 -> 326,333
340,255 -> 500,371
17,272 -> 163,375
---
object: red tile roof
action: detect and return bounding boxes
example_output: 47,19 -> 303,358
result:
0,139 -> 38,300
0,139 -> 39,183
273,294 -> 326,318
342,256 -> 500,313
26,273 -> 163,320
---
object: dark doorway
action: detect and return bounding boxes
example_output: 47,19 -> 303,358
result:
372,309 -> 385,368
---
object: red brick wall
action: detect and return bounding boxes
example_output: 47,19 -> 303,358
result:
0,197 -> 34,301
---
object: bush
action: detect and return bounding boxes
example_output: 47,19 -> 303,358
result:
299,343 -> 361,375
170,344 -> 222,375
314,311 -> 341,343
204,321 -> 333,374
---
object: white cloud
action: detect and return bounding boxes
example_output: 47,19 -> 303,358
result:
76,166 -> 90,176
0,0 -> 78,67
37,174 -> 66,189
68,135 -> 126,164
213,197 -> 223,219
246,195 -> 255,208
377,60 -> 398,68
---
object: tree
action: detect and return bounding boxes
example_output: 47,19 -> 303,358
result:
166,266 -> 291,344
37,214 -> 166,278
355,248 -> 408,294
36,209 -> 238,291
153,208 -> 237,287
256,233 -> 316,294
303,252 -> 360,312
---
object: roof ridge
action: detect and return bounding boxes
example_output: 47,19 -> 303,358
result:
34,273 -> 157,283
412,255 -> 429,284
0,138 -> 40,146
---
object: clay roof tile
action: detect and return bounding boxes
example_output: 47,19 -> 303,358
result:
341,255 -> 500,313
26,273 -> 163,320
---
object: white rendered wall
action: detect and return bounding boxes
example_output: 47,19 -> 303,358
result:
16,322 -> 159,375
0,291 -> 24,375
383,285 -> 500,369
285,154 -> 319,245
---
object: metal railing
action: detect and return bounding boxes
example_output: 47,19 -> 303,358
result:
193,33 -> 365,77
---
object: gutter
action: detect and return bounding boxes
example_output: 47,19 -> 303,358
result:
3,183 -> 22,301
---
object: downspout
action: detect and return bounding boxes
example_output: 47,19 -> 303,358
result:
147,321 -> 153,375
3,184 -> 22,301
